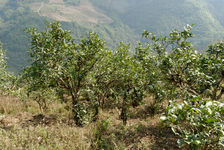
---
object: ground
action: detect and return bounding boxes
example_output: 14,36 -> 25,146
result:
0,96 -> 180,150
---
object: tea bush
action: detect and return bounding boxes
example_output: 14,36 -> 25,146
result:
0,42 -> 15,95
162,96 -> 224,149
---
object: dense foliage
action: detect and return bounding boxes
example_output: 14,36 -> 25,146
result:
0,42 -> 15,95
0,43 -> 8,93
162,97 -> 224,149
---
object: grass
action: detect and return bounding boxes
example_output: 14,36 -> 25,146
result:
0,124 -> 90,150
0,96 -> 179,150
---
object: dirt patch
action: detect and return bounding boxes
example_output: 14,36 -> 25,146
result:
25,114 -> 58,126
125,125 -> 179,149
0,116 -> 19,127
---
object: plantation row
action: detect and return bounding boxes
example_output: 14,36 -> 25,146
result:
0,22 -> 223,149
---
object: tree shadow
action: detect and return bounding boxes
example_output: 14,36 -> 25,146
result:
21,114 -> 75,127
129,105 -> 165,120
113,124 -> 179,150
26,114 -> 58,126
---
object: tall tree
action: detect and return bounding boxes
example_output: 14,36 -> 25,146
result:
23,22 -> 107,125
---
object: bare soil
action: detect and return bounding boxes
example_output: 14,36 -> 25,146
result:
28,1 -> 113,24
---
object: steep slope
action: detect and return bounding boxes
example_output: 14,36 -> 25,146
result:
28,0 -> 113,24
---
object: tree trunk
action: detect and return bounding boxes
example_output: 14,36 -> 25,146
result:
120,92 -> 128,125
71,92 -> 80,125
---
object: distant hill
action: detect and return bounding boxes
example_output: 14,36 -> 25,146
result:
92,0 -> 224,46
0,0 -> 224,72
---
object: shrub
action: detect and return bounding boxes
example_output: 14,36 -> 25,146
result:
161,96 -> 224,149
23,22 -> 108,125
91,119 -> 116,150
0,42 -> 15,95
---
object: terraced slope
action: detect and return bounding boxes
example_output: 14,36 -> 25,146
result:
28,0 -> 113,24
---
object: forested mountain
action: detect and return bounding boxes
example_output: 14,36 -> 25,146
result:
92,0 -> 224,46
0,0 -> 224,72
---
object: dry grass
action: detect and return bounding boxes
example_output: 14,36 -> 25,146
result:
0,124 -> 90,150
0,96 -> 179,150
0,96 -> 29,114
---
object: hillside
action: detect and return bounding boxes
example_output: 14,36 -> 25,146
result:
0,0 -> 137,72
0,0 -> 224,72
205,0 -> 224,26
92,0 -> 224,47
